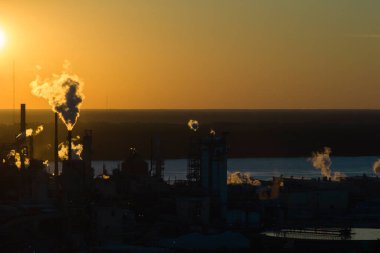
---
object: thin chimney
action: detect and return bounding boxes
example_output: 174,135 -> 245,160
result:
20,104 -> 26,170
30,135 -> 34,159
54,112 -> 59,176
68,130 -> 72,161
20,104 -> 26,133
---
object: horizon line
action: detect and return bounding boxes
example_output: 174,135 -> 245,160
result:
1,108 -> 380,111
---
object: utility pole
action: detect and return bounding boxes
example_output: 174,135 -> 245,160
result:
12,60 -> 15,125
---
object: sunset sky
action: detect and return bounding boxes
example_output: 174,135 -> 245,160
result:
0,0 -> 379,109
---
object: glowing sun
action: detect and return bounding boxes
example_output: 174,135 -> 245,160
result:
0,29 -> 6,49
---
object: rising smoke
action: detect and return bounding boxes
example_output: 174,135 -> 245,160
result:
373,160 -> 380,174
187,119 -> 199,132
9,125 -> 43,167
310,147 -> 332,178
227,171 -> 261,186
30,61 -> 84,131
16,125 -> 44,139
35,125 -> 44,135
310,147 -> 346,181
58,135 -> 83,160
7,149 -> 30,169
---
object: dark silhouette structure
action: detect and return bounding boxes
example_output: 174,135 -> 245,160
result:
1,105 -> 380,252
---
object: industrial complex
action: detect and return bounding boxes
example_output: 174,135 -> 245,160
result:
0,105 -> 380,252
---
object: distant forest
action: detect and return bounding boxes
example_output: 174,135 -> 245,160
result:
1,109 -> 380,160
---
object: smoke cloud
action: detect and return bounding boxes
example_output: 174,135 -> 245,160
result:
30,61 -> 84,131
58,135 -> 83,160
373,160 -> 380,174
7,149 -> 30,169
310,147 -> 346,181
227,171 -> 261,186
187,119 -> 199,132
310,147 -> 332,178
35,125 -> 44,135
16,125 -> 44,139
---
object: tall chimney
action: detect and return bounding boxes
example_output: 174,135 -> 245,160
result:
20,104 -> 26,133
20,104 -> 26,170
29,136 -> 34,160
83,130 -> 93,184
83,130 -> 92,165
54,112 -> 59,176
68,130 -> 72,161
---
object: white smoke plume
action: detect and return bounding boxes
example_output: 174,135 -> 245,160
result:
58,135 -> 83,160
310,147 -> 346,181
227,171 -> 261,186
30,61 -> 84,131
332,171 -> 346,180
35,125 -> 44,135
7,149 -> 30,169
16,125 -> 44,139
187,119 -> 199,132
310,147 -> 332,178
373,160 -> 380,174
25,129 -> 33,137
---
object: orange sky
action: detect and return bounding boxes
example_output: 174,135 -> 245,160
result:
0,0 -> 380,109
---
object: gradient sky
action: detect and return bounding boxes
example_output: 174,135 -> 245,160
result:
0,0 -> 379,109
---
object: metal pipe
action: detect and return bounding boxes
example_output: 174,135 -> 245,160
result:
68,130 -> 72,161
29,135 -> 34,160
20,104 -> 26,170
54,112 -> 59,176
20,104 -> 26,133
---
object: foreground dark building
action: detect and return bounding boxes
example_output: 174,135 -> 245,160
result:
1,105 -> 380,252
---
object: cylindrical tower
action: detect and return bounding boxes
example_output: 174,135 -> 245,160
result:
54,112 -> 59,175
68,130 -> 72,161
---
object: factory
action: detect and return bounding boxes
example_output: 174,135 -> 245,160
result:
1,105 -> 380,252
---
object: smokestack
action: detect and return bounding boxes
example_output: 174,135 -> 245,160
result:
83,130 -> 92,164
83,129 -> 93,184
54,112 -> 59,176
20,104 -> 26,170
20,104 -> 26,133
29,135 -> 34,159
68,130 -> 72,161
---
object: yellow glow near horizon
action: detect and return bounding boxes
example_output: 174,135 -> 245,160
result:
1,1 -> 380,109
0,29 -> 5,49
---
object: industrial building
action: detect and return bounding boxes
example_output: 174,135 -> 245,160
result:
1,105 -> 380,252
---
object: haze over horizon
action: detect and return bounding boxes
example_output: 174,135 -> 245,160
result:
0,0 -> 379,109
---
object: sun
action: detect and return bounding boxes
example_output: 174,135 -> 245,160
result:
0,29 -> 6,49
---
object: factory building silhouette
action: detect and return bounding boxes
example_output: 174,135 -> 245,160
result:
1,104 -> 380,252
